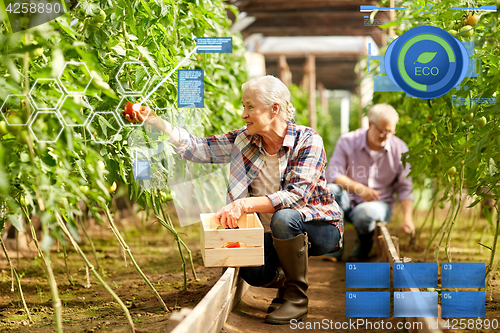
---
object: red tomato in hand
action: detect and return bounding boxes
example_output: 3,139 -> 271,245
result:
122,102 -> 135,117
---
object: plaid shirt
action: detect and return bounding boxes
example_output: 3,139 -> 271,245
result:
174,122 -> 344,244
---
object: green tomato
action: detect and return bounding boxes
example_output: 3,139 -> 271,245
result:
79,185 -> 89,194
19,195 -> 28,206
0,120 -> 8,136
16,130 -> 29,145
466,112 -> 474,122
59,197 -> 68,208
439,203 -> 445,209
109,181 -> 117,193
460,25 -> 474,37
447,29 -> 458,37
33,47 -> 44,59
87,22 -> 102,32
446,166 -> 457,176
476,116 -> 487,127
8,115 -> 23,126
92,9 -> 107,23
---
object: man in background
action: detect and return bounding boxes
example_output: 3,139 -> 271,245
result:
325,103 -> 415,261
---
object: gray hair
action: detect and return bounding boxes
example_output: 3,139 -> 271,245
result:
368,103 -> 399,124
241,75 -> 296,122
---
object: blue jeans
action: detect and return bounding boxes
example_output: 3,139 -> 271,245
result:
327,184 -> 392,235
239,209 -> 341,287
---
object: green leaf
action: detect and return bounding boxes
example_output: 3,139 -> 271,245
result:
139,0 -> 154,17
8,214 -> 22,232
414,52 -> 438,64
111,45 -> 126,56
483,206 -> 493,228
2,56 -> 20,83
41,233 -> 53,252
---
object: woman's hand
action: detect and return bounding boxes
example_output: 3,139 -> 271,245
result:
123,103 -> 171,133
215,199 -> 247,229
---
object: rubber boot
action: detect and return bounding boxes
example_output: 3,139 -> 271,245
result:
266,286 -> 286,313
348,231 -> 374,261
260,267 -> 286,313
265,233 -> 309,324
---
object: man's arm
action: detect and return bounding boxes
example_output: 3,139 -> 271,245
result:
335,175 -> 381,202
327,134 -> 380,202
400,199 -> 415,235
393,143 -> 415,235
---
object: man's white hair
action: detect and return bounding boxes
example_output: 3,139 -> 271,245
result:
241,75 -> 296,122
368,103 -> 399,124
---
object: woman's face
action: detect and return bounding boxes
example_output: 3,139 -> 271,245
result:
241,89 -> 275,136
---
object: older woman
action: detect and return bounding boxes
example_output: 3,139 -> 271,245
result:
125,75 -> 343,324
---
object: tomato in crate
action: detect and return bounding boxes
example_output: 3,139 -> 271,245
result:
200,213 -> 263,267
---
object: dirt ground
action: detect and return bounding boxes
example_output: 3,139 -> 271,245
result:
223,226 -> 406,333
0,207 -> 221,333
1,204 -> 499,333
223,206 -> 500,333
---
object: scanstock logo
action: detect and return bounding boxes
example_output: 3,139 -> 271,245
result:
385,26 -> 470,99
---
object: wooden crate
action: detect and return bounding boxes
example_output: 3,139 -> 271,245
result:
200,213 -> 264,267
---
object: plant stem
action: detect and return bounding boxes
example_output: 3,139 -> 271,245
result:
444,163 -> 465,263
62,242 -> 74,286
485,205 -> 500,284
436,186 -> 457,263
165,211 -> 198,281
0,237 -> 32,323
43,250 -> 63,333
22,208 -> 62,332
424,193 -> 452,262
55,213 -> 135,333
159,197 -> 196,282
103,205 -> 169,312
417,185 -> 439,241
78,215 -> 100,270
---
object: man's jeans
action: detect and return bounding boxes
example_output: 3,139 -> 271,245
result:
327,184 -> 392,235
239,209 -> 341,287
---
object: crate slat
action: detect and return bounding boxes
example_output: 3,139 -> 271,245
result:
200,213 -> 264,267
203,247 -> 264,267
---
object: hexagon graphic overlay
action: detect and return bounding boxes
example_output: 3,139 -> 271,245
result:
29,78 -> 65,110
57,62 -> 93,94
86,112 -> 123,144
58,95 -> 94,127
1,94 -> 35,126
29,111 -> 64,143
116,61 -> 151,94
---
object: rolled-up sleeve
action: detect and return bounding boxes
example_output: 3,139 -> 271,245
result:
326,137 -> 348,183
267,133 -> 327,210
173,127 -> 241,164
393,146 -> 414,201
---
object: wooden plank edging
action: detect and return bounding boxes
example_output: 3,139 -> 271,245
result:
169,267 -> 249,333
375,223 -> 449,333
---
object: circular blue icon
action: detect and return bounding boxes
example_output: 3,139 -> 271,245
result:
385,26 -> 469,99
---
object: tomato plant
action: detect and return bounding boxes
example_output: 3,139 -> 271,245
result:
373,0 -> 500,284
0,0 -> 248,331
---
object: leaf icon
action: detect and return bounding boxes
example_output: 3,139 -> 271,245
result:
414,52 -> 438,64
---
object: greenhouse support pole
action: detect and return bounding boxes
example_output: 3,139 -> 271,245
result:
306,54 -> 317,130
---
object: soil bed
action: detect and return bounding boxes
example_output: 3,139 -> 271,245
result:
0,208 -> 220,333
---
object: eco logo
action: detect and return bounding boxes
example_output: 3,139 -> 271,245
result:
385,26 -> 469,99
